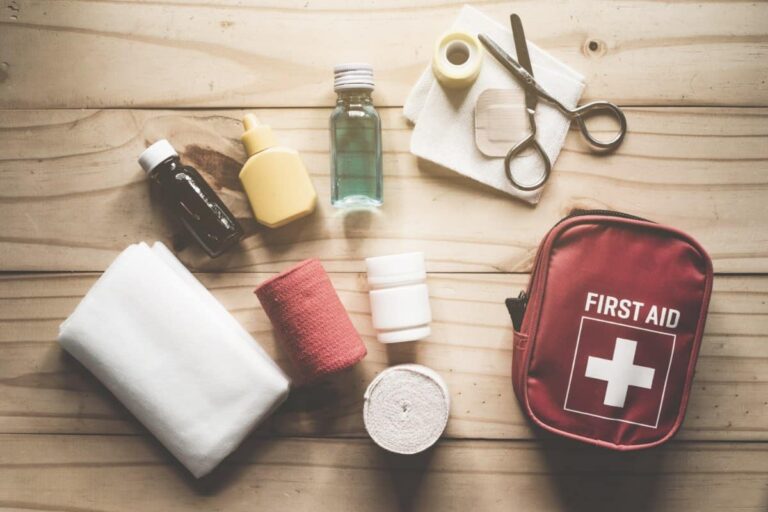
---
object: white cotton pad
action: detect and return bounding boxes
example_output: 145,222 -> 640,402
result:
363,364 -> 450,454
58,242 -> 290,478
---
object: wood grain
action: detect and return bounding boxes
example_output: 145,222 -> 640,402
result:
1,107 -> 766,273
0,435 -> 766,512
1,1 -> 767,108
1,272 -> 765,441
2,2 -> 766,508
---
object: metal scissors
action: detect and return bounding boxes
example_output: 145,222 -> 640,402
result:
478,14 -> 627,191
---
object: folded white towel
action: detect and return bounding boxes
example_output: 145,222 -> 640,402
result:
404,5 -> 585,203
58,242 -> 290,478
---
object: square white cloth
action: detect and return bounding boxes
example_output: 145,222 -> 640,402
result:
404,5 -> 586,203
58,242 -> 290,478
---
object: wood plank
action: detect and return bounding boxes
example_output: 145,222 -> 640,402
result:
1,273 -> 765,441
1,1 -> 767,108
1,108 -> 766,273
0,434 -> 766,512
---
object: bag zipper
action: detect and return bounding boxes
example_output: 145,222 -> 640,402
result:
556,209 -> 651,226
505,210 -> 652,331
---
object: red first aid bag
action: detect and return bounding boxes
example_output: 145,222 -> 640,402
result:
507,210 -> 713,449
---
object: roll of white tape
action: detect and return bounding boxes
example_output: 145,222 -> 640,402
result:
363,364 -> 450,454
432,31 -> 483,89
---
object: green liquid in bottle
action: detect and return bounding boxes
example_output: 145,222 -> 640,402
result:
330,83 -> 382,208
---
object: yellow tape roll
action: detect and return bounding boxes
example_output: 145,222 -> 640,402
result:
432,31 -> 483,89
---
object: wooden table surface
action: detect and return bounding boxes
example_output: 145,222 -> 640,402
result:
1,1 -> 767,510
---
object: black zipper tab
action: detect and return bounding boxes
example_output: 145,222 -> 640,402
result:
505,290 -> 528,332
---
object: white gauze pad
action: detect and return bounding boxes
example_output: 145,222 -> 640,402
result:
58,242 -> 290,478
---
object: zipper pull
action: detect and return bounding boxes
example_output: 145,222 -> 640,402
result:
505,290 -> 528,332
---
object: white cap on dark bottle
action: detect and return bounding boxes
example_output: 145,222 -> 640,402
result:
138,139 -> 178,173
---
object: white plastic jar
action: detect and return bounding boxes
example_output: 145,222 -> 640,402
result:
365,252 -> 432,343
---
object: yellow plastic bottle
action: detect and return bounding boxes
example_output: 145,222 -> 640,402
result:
239,114 -> 317,228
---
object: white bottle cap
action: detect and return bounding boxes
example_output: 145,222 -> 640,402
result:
334,63 -> 375,92
138,139 -> 178,173
366,252 -> 427,288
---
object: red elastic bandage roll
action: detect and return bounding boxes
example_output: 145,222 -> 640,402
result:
255,259 -> 367,383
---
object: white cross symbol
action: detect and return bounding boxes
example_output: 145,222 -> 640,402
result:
585,337 -> 655,408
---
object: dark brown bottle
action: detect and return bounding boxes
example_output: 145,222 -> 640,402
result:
139,140 -> 243,258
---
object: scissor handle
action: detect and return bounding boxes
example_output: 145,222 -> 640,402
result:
570,101 -> 627,152
504,131 -> 552,191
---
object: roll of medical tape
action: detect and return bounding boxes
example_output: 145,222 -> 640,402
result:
431,31 -> 483,89
363,364 -> 450,454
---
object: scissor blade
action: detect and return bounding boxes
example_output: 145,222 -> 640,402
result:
510,14 -> 532,75
478,34 -> 528,81
478,34 -> 541,105
510,14 -> 536,110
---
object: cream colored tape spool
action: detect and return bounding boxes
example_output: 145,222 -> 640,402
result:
363,364 -> 450,454
432,31 -> 483,89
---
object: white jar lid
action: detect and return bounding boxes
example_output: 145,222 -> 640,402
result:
366,252 -> 426,287
138,139 -> 177,173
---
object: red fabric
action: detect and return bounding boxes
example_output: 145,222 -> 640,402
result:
255,259 -> 366,384
513,215 -> 713,449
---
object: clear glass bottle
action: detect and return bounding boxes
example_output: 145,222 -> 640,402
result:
330,63 -> 383,208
